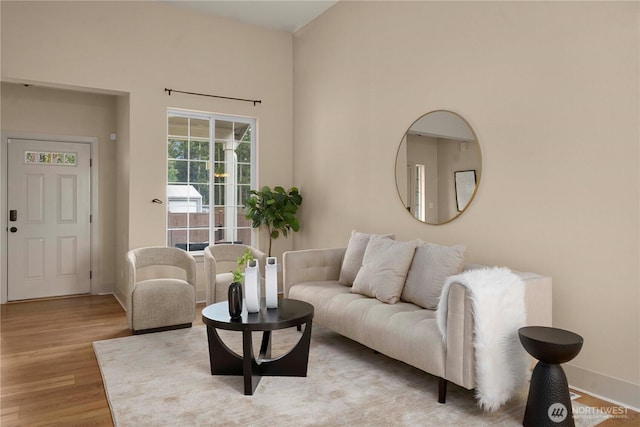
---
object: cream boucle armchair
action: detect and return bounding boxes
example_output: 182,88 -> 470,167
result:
203,244 -> 267,306
126,246 -> 196,334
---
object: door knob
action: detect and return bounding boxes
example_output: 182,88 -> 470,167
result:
9,227 -> 17,233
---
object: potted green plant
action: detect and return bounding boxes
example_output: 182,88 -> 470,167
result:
231,249 -> 255,283
244,186 -> 303,256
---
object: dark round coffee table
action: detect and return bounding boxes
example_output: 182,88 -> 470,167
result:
202,297 -> 314,395
519,326 -> 584,427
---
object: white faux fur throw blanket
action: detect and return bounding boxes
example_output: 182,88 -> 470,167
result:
436,267 -> 529,411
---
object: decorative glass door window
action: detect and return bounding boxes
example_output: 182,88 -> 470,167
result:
167,110 -> 256,251
25,151 -> 77,166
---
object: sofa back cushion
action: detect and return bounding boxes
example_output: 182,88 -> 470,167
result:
351,237 -> 418,304
401,242 -> 466,309
338,230 -> 394,286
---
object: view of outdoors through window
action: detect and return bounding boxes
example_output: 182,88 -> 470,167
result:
167,111 -> 255,251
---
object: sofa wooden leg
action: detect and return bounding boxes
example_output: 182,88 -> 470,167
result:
438,378 -> 447,403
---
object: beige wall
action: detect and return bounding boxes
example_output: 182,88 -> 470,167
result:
293,1 -> 639,406
1,82 -> 118,294
1,1 -> 294,302
115,93 -> 130,303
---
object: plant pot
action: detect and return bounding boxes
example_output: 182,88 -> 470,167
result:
228,282 -> 243,319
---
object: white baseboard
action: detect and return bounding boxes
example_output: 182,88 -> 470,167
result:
112,292 -> 126,311
94,285 -> 115,296
565,363 -> 640,411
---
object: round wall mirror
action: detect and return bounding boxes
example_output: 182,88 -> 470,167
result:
395,110 -> 481,225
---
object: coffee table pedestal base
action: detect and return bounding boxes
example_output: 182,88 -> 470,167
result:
206,322 -> 312,395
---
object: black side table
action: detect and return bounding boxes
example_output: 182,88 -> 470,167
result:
519,326 -> 584,427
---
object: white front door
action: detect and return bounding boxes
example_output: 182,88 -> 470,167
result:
7,139 -> 91,301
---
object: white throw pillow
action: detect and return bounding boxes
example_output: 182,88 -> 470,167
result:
401,241 -> 466,309
338,230 -> 394,286
351,237 -> 418,304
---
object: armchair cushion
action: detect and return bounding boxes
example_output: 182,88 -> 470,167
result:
131,279 -> 195,331
213,272 -> 234,303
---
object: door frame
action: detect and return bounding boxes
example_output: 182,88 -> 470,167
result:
1,132 -> 100,303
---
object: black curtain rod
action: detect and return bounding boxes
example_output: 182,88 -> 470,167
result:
164,88 -> 261,106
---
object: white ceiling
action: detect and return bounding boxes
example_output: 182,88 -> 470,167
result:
163,1 -> 338,33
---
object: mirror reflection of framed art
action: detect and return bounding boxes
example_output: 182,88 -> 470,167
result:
455,170 -> 476,212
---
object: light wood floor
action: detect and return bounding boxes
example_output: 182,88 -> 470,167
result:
1,295 -> 638,426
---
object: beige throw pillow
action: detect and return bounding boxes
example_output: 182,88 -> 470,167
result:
401,242 -> 466,309
351,237 -> 418,304
338,231 -> 394,286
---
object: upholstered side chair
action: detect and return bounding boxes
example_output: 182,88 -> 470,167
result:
126,246 -> 196,334
204,244 -> 267,306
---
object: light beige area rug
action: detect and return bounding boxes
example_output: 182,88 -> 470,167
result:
93,325 -> 608,427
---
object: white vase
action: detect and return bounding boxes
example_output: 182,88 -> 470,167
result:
265,257 -> 278,309
244,259 -> 260,313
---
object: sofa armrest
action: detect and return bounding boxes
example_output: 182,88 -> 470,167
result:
518,271 -> 553,327
444,271 -> 552,389
444,283 -> 475,389
283,247 -> 346,297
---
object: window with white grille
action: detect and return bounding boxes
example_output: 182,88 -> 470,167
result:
167,110 -> 256,251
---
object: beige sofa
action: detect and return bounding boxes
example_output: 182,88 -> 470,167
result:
283,241 -> 552,404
